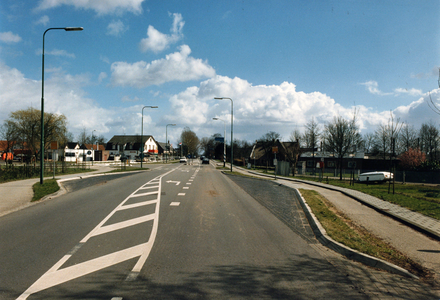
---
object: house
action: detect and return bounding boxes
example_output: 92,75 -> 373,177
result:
250,140 -> 301,174
106,135 -> 159,161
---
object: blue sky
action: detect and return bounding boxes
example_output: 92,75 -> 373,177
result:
1,0 -> 439,147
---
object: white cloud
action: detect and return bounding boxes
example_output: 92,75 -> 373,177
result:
106,20 -> 128,36
111,45 -> 216,87
35,15 -> 50,26
35,48 -> 75,58
98,72 -> 107,83
163,76 -> 394,140
360,80 -> 393,96
0,31 -> 22,44
121,95 -> 140,102
0,62 -> 156,140
139,13 -> 184,53
35,0 -> 145,15
394,87 -> 423,97
393,90 -> 440,126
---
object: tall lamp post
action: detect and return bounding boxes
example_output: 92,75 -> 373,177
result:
214,97 -> 233,172
213,118 -> 226,168
40,27 -> 83,184
166,124 -> 176,163
91,129 -> 96,165
141,105 -> 158,168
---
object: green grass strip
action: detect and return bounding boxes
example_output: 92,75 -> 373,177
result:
32,179 -> 60,202
300,188 -> 429,278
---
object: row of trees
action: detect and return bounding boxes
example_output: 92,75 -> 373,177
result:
0,108 -> 105,160
186,110 -> 439,179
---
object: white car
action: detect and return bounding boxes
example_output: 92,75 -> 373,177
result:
358,171 -> 393,183
179,157 -> 187,163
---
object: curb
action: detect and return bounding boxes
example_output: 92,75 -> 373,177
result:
290,187 -> 418,279
230,166 -> 419,279
244,169 -> 440,239
40,170 -> 146,202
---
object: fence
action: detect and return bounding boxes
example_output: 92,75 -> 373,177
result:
297,167 -> 440,184
0,161 -> 91,182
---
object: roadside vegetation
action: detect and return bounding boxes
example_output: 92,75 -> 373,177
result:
293,175 -> 440,220
32,179 -> 59,202
300,188 -> 430,278
0,163 -> 95,183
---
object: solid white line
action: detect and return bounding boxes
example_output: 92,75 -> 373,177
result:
17,243 -> 149,299
17,164 -> 183,300
92,214 -> 155,237
120,199 -> 157,210
130,191 -> 158,198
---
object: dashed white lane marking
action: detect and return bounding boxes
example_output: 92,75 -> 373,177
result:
170,202 -> 180,206
17,166 -> 182,299
186,183 -> 191,185
183,187 -> 189,190
178,193 -> 185,196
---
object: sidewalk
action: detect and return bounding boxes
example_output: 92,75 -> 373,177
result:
0,164 -> 114,217
230,165 -> 440,282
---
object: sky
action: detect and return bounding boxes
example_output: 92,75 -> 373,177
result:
1,0 -> 440,148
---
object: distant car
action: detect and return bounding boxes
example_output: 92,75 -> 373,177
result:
202,157 -> 209,164
180,157 -> 187,163
358,171 -> 393,183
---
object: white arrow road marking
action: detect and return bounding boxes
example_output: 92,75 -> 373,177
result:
17,165 -> 181,299
166,180 -> 180,185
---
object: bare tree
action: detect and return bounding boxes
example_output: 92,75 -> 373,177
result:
399,124 -> 418,153
373,111 -> 404,160
362,132 -> 375,154
303,117 -> 320,171
180,126 -> 199,157
323,112 -> 361,180
289,128 -> 302,146
419,121 -> 439,161
427,68 -> 440,115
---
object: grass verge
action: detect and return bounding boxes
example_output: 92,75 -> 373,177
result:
294,176 -> 440,220
300,188 -> 431,278
32,179 -> 60,202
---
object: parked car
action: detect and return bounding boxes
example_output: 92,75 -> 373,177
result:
202,157 -> 209,164
180,157 -> 187,163
358,171 -> 393,183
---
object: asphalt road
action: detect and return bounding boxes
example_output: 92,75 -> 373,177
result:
0,162 -> 437,299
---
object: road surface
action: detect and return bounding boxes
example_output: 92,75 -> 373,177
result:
0,161 -> 437,299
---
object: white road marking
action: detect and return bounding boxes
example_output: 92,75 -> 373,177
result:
17,165 -> 182,299
178,193 -> 185,196
170,202 -> 180,206
183,187 -> 189,190
166,180 -> 180,185
186,183 -> 192,185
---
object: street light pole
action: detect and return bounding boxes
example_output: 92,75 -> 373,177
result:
141,105 -> 158,168
92,129 -> 96,166
214,97 -> 233,172
166,124 -> 176,163
40,27 -> 83,185
213,118 -> 226,168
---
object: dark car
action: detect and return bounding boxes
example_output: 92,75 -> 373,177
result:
202,157 -> 209,164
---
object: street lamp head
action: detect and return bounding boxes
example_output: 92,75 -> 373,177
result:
151,106 -> 158,108
213,118 -> 219,120
65,27 -> 83,31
